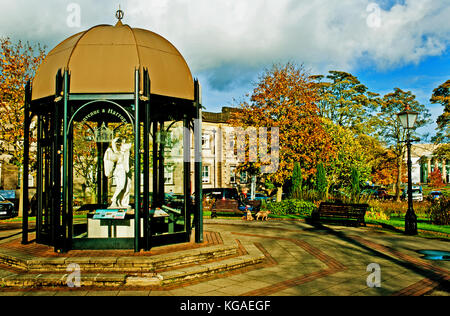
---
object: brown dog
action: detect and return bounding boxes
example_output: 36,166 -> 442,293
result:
242,210 -> 254,221
256,211 -> 271,221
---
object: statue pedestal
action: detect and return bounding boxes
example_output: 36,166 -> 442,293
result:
86,209 -> 174,238
87,213 -> 142,238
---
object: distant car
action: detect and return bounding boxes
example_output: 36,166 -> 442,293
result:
0,194 -> 17,219
202,188 -> 240,201
428,191 -> 444,201
250,193 -> 269,201
402,188 -> 424,202
165,194 -> 185,209
375,189 -> 391,200
270,193 -> 287,202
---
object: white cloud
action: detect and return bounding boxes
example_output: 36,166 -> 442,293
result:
123,0 -> 450,75
0,0 -> 448,89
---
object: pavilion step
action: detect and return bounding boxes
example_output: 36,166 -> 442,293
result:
0,246 -> 265,288
0,245 -> 238,273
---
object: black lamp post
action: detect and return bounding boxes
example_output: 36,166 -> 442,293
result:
397,106 -> 419,235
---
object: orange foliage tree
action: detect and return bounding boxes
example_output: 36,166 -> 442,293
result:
0,38 -> 46,167
229,63 -> 335,201
429,168 -> 445,188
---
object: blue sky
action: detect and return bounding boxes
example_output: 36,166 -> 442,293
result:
0,0 -> 448,139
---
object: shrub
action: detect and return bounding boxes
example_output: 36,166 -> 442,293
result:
264,199 -> 317,217
366,208 -> 391,221
427,197 -> 450,225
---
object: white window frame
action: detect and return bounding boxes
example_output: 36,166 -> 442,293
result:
230,165 -> 237,184
165,166 -> 174,185
240,171 -> 248,184
202,134 -> 211,149
202,165 -> 210,184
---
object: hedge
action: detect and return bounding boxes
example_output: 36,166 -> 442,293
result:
263,199 -> 317,217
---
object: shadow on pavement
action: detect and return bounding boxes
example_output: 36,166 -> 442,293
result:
302,219 -> 450,293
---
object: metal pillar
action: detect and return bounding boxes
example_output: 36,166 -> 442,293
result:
61,70 -> 70,252
184,114 -> 192,237
194,80 -> 203,243
152,122 -> 159,207
67,122 -> 74,245
134,69 -> 141,252
51,97 -> 61,252
36,115 -> 43,242
158,120 -> 165,205
143,69 -> 151,251
405,132 -> 417,235
22,81 -> 31,245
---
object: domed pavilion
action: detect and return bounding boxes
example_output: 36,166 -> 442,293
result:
22,11 -> 204,252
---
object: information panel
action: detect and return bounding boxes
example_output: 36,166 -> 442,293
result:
93,209 -> 127,220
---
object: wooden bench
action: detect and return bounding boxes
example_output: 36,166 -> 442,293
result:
211,200 -> 243,218
210,199 -> 262,219
312,202 -> 369,226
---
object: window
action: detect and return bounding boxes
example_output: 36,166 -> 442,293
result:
202,166 -> 210,184
164,131 -> 174,148
165,166 -> 174,185
230,165 -> 237,184
202,134 -> 211,149
240,171 -> 248,184
228,136 -> 237,156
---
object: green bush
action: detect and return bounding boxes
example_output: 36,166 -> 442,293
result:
427,197 -> 450,225
264,199 -> 317,217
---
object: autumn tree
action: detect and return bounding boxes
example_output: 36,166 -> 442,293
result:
229,63 -> 335,202
72,121 -> 135,202
73,123 -> 100,201
373,88 -> 431,201
0,38 -> 46,167
430,80 -> 450,143
428,168 -> 445,188
357,134 -> 398,187
311,71 -> 381,135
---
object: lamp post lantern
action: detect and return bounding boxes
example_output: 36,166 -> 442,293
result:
397,106 -> 419,235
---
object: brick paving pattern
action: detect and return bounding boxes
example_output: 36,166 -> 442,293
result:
0,219 -> 448,296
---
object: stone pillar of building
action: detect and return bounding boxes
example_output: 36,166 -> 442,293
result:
443,159 -> 447,183
427,158 -> 432,179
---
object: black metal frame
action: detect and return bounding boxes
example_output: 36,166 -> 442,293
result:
23,68 -> 203,252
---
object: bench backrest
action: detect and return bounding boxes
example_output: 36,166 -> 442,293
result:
213,200 -> 239,211
318,203 -> 369,217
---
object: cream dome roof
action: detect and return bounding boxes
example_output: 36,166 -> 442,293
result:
32,22 -> 194,101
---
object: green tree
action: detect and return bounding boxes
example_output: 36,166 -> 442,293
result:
321,118 -> 371,195
315,162 -> 327,199
291,162 -> 303,199
350,167 -> 361,203
311,71 -> 381,135
430,80 -> 450,143
433,144 -> 450,161
374,88 -> 431,201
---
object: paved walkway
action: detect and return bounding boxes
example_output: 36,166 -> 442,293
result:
0,219 -> 448,296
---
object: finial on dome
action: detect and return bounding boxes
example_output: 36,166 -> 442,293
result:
115,5 -> 124,26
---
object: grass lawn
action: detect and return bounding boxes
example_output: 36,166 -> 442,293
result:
365,217 -> 450,235
3,211 -> 449,239
205,211 -> 450,238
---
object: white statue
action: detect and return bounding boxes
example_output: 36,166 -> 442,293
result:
104,138 -> 132,209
